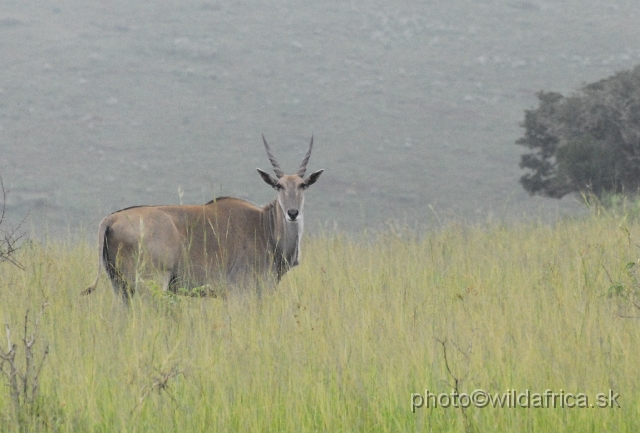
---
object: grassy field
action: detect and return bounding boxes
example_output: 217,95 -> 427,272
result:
1,209 -> 639,431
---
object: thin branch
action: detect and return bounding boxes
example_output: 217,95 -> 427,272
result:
5,321 -> 12,353
615,313 -> 640,319
0,303 -> 50,419
0,175 -> 28,270
131,365 -> 184,414
603,265 -> 615,284
435,332 -> 476,433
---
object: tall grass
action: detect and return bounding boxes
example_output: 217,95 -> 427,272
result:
0,212 -> 638,431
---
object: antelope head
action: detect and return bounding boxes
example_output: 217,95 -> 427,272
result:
257,135 -> 323,223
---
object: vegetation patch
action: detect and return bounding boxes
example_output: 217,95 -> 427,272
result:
1,210 -> 639,431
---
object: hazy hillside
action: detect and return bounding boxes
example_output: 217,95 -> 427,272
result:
2,0 -> 640,235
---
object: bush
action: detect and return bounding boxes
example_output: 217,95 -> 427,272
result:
517,65 -> 640,199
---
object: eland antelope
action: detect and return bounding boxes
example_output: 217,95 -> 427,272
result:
83,136 -> 323,302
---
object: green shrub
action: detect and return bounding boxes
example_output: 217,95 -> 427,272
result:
517,65 -> 640,200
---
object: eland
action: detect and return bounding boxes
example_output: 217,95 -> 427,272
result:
83,135 -> 323,302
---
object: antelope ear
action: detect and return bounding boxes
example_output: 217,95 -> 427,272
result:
257,168 -> 279,188
302,169 -> 323,189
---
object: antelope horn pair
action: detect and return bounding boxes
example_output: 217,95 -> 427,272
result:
262,134 -> 314,178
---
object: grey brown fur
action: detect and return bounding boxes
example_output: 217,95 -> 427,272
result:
84,137 -> 322,302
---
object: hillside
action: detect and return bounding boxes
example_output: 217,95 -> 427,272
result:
2,0 -> 640,234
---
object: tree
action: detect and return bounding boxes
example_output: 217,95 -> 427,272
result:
517,65 -> 640,199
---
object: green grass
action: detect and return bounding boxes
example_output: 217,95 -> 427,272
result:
1,212 -> 639,431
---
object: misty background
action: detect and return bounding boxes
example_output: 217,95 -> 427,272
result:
2,0 -> 639,236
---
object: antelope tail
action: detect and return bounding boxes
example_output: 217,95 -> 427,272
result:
82,218 -> 110,296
